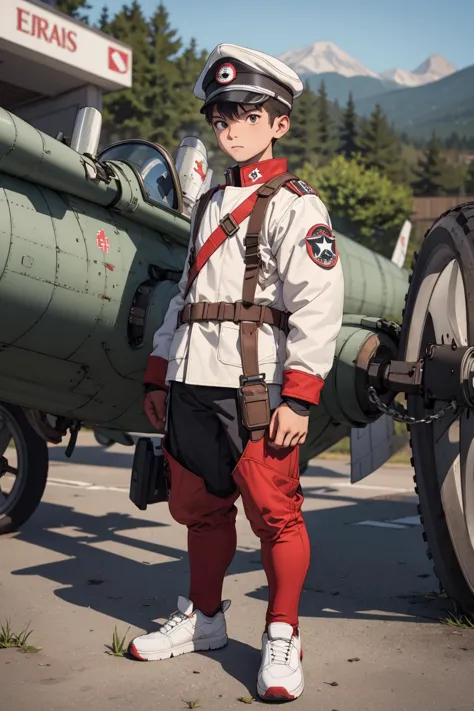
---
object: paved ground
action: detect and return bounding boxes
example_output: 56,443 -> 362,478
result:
1,432 -> 473,711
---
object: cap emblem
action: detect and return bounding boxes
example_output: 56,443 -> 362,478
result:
215,62 -> 237,85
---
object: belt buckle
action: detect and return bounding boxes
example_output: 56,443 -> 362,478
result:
220,213 -> 239,236
239,373 -> 267,391
233,301 -> 252,324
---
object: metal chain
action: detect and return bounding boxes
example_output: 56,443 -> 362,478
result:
377,318 -> 402,338
367,386 -> 458,425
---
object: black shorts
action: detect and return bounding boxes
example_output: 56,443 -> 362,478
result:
166,381 -> 250,498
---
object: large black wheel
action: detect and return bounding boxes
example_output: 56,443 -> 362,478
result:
0,402 -> 49,535
399,202 -> 474,614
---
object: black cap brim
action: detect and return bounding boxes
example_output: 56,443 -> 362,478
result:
200,90 -> 270,114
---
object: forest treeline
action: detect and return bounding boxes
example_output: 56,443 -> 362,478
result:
57,0 -> 474,258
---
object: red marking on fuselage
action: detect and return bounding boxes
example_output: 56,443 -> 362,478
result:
96,229 -> 110,254
194,160 -> 206,182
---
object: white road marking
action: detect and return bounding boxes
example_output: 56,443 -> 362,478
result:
389,515 -> 421,526
47,478 -> 415,498
340,483 -> 415,493
352,520 -> 407,529
48,478 -> 95,487
351,515 -> 422,530
48,478 -> 128,493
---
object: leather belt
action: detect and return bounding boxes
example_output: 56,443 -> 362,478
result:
177,301 -> 289,334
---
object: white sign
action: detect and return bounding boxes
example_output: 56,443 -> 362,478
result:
0,0 -> 133,90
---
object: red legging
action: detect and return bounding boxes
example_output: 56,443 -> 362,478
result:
164,435 -> 310,632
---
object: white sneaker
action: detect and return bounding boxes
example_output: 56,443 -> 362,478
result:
129,595 -> 230,661
257,622 -> 304,702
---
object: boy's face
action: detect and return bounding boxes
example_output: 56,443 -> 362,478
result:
210,104 -> 290,165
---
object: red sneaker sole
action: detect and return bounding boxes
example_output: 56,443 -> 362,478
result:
262,686 -> 296,701
128,643 -> 145,661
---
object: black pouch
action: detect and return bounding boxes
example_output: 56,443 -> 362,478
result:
129,437 -> 169,510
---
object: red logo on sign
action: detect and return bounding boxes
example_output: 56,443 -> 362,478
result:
97,230 -> 110,253
108,47 -> 129,74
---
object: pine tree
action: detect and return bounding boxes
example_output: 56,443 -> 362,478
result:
174,39 -> 208,138
97,5 -> 110,31
55,0 -> 91,23
339,91 -> 357,159
101,1 -> 153,142
316,80 -> 332,159
146,3 -> 184,148
278,82 -> 320,171
413,131 -> 448,196
357,104 -> 403,182
444,131 -> 461,150
466,160 -> 474,195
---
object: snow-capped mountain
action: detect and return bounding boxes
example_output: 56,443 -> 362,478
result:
278,42 -> 456,88
278,41 -> 379,79
381,55 -> 456,87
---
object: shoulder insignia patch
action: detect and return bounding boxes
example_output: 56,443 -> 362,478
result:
305,224 -> 338,270
286,179 -> 318,197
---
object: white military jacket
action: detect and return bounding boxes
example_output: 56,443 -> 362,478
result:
144,157 -> 344,407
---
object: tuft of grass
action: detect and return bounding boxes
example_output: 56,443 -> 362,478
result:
184,702 -> 201,709
19,645 -> 41,654
0,619 -> 16,648
441,611 -> 474,629
13,625 -> 34,647
238,697 -> 254,704
0,620 -> 41,653
105,625 -> 131,656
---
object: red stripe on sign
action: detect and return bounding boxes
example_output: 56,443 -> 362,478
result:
184,190 -> 259,298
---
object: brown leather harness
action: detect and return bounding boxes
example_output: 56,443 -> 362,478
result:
178,172 -> 296,441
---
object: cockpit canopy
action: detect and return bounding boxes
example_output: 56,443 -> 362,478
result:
97,140 -> 183,214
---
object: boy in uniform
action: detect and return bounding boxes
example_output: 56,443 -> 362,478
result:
129,44 -> 344,702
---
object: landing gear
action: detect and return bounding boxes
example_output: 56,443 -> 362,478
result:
0,402 -> 49,535
94,431 -> 114,448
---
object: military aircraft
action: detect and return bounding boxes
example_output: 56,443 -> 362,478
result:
1,106 -> 473,619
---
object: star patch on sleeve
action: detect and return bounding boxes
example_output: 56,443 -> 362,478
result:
305,224 -> 338,269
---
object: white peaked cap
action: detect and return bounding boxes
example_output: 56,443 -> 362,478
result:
194,43 -> 304,113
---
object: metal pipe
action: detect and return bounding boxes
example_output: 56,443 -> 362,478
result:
70,107 -> 103,157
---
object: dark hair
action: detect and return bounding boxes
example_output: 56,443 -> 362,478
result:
204,97 -> 290,145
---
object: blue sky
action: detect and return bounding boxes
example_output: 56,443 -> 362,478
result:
89,0 -> 473,73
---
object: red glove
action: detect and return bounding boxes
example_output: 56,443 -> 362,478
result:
144,389 -> 167,432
